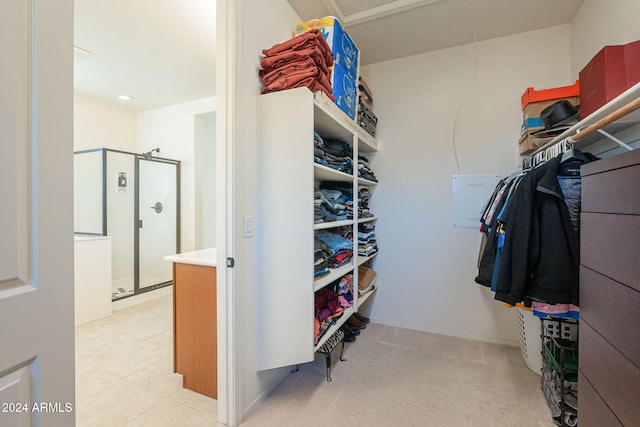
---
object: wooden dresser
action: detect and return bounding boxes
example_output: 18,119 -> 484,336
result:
579,149 -> 640,426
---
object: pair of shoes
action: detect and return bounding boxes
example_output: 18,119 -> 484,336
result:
353,312 -> 370,324
347,316 -> 367,330
340,327 -> 357,342
340,324 -> 360,336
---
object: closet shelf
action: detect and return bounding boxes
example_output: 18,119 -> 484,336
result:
358,283 -> 377,306
314,264 -> 355,292
314,91 -> 357,141
357,177 -> 379,186
314,219 -> 353,230
314,306 -> 356,352
358,129 -> 377,152
357,216 -> 378,224
530,82 -> 640,156
314,163 -> 353,182
357,253 -> 378,266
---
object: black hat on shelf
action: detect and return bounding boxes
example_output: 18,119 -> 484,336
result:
534,99 -> 580,137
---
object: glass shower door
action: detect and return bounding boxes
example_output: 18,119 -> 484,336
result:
137,157 -> 179,291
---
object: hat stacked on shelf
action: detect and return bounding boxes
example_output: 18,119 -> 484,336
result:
259,29 -> 334,100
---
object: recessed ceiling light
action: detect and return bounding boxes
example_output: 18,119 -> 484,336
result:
118,95 -> 133,101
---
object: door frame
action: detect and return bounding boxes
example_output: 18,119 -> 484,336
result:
216,0 -> 240,424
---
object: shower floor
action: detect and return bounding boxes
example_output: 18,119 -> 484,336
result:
112,276 -> 169,300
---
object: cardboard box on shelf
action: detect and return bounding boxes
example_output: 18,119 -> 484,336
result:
295,16 -> 359,76
331,62 -> 357,119
522,96 -> 580,134
521,81 -> 580,109
519,132 -> 538,155
579,40 -> 640,119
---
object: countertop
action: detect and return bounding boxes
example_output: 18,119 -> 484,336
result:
75,234 -> 113,242
164,248 -> 217,267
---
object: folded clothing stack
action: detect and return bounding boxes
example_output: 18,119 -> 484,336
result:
314,187 -> 353,224
358,187 -> 374,219
358,77 -> 378,137
315,229 -> 353,269
358,222 -> 378,258
259,30 -> 334,100
313,132 -> 353,173
358,154 -> 377,182
314,237 -> 330,278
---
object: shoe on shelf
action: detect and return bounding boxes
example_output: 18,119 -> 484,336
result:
341,329 -> 356,342
340,325 -> 360,336
353,312 -> 370,324
347,316 -> 367,330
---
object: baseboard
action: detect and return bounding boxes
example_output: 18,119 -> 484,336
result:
242,367 -> 291,423
370,317 -> 520,347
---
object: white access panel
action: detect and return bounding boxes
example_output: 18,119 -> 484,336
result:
452,174 -> 500,228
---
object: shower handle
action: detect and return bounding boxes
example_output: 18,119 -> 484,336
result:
150,201 -> 163,214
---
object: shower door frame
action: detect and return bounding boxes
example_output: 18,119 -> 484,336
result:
73,148 -> 181,299
133,153 -> 181,295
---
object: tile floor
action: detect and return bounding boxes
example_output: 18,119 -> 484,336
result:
74,293 -> 220,426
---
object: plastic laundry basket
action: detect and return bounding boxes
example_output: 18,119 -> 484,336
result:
517,308 -> 542,375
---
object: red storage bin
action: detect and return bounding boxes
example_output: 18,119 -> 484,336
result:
579,40 -> 640,119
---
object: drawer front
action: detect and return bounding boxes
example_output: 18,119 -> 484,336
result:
579,322 -> 640,426
582,164 -> 640,214
581,266 -> 640,367
578,371 -> 623,427
580,213 -> 640,290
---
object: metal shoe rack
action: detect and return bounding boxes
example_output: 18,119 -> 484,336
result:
540,317 -> 579,427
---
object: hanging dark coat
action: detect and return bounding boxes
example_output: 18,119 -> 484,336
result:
494,155 -> 580,306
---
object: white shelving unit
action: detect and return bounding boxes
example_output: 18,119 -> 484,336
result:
256,87 -> 379,371
526,83 -> 640,166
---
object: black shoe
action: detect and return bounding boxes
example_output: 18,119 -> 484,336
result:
341,330 -> 356,342
341,325 -> 360,336
353,312 -> 370,324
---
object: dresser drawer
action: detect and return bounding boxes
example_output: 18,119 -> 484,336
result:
580,266 -> 640,366
581,212 -> 640,290
578,371 -> 623,427
582,162 -> 640,214
579,322 -> 640,426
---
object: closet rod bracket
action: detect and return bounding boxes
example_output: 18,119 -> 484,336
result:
595,129 -> 634,151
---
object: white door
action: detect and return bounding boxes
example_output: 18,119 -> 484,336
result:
0,1 -> 75,426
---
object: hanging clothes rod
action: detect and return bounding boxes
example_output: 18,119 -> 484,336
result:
567,96 -> 640,143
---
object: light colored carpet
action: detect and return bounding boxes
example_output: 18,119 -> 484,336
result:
241,323 -> 555,427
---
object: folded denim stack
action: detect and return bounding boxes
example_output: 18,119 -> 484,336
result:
314,237 -> 330,279
314,187 -> 353,223
315,229 -> 353,268
259,30 -> 334,100
358,222 -> 378,258
358,155 -> 378,182
314,133 -> 354,174
358,187 -> 374,219
357,77 -> 378,137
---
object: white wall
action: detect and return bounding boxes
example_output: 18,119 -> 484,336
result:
195,112 -> 217,249
74,94 -> 138,152
234,0 -> 303,420
360,25 -> 573,345
571,0 -> 640,77
137,97 -> 216,252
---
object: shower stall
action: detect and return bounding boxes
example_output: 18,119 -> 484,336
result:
74,148 -> 180,300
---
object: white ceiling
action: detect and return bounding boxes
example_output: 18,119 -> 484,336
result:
74,0 -> 216,111
286,0 -> 585,65
74,0 -> 584,111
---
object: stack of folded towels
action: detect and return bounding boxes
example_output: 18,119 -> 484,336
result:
260,30 -> 334,100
